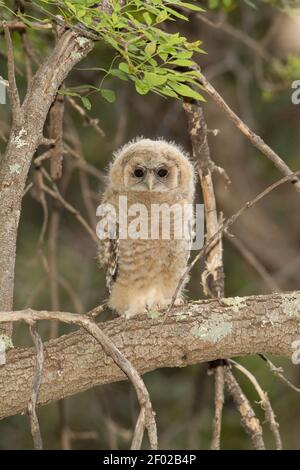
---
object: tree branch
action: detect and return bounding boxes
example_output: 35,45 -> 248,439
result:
183,100 -> 226,450
3,22 -> 22,125
1,290 -> 300,421
0,29 -> 93,337
224,366 -> 265,450
198,74 -> 300,194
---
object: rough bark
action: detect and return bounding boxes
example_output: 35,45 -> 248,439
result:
183,100 -> 224,298
0,30 -> 93,336
0,290 -> 299,420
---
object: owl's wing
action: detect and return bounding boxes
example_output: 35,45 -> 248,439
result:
98,202 -> 119,293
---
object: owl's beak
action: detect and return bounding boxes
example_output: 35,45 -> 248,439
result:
145,174 -> 154,191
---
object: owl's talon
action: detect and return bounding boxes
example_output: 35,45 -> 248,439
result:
173,298 -> 184,306
161,298 -> 184,308
123,308 -> 146,319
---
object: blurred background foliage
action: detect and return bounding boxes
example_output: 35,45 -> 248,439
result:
0,0 -> 300,449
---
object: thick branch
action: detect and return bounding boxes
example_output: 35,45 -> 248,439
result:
0,291 -> 299,420
183,100 -> 224,298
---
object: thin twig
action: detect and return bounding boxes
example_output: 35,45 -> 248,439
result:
131,408 -> 146,450
34,169 -> 48,246
34,149 -> 54,167
65,144 -> 106,183
29,1 -> 100,40
48,209 -> 61,338
67,96 -> 105,137
259,354 -> 300,394
226,233 -> 280,293
0,309 -> 158,449
0,19 -> 51,32
58,275 -> 84,314
224,367 -> 265,450
3,22 -> 22,124
229,359 -> 282,450
198,73 -> 300,194
49,92 -> 65,180
39,168 -> 98,243
167,171 -> 300,315
210,364 -> 225,450
196,14 -> 271,61
23,181 -> 33,197
67,124 -> 98,227
20,32 -> 33,85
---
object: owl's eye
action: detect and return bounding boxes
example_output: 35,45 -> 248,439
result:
156,167 -> 168,178
133,168 -> 145,178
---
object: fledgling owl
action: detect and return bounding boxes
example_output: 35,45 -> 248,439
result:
98,138 -> 195,318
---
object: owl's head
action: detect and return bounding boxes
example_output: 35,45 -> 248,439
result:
109,138 -> 194,196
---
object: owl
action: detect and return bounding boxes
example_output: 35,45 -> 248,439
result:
98,138 -> 195,318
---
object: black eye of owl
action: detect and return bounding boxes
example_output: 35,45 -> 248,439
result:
156,167 -> 168,178
133,168 -> 145,178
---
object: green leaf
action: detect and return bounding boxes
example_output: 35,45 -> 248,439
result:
119,62 -> 130,73
110,69 -> 129,81
143,12 -> 153,26
185,40 -> 203,51
169,82 -> 205,101
148,58 -> 158,67
104,36 -> 120,50
158,52 -> 168,61
100,89 -> 116,103
167,72 -> 196,84
160,87 -> 178,98
176,51 -> 193,59
144,72 -> 167,86
169,59 -> 195,67
65,1 -> 77,14
164,7 -> 188,21
81,96 -> 92,110
145,41 -> 157,57
176,2 -> 206,11
77,9 -> 87,19
135,80 -> 151,95
156,10 -> 169,23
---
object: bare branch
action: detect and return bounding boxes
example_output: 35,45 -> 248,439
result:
49,93 -> 65,180
209,363 -> 225,450
0,308 -> 158,449
196,14 -> 271,61
0,20 -> 51,32
184,100 -> 225,450
40,168 -> 98,243
34,169 -> 49,246
131,408 -> 146,450
67,96 -> 105,137
0,291 -> 299,422
226,234 -> 280,293
224,367 -> 265,450
168,171 -> 300,313
259,354 -> 300,394
3,22 -> 22,125
183,100 -> 224,299
198,74 -> 300,194
229,359 -> 282,450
